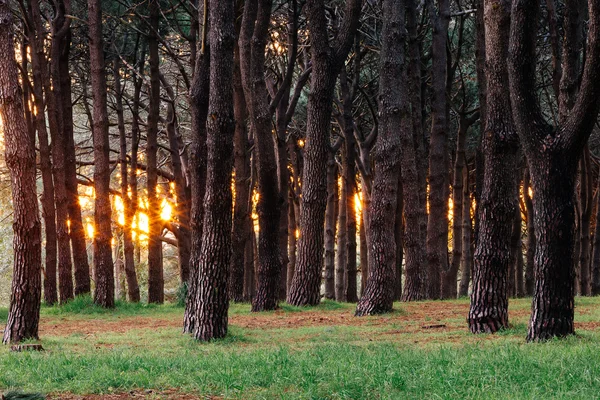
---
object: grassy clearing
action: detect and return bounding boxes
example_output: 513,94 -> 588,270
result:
1,297 -> 599,399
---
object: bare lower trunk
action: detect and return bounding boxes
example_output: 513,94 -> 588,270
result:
325,155 -> 337,300
458,165 -> 472,297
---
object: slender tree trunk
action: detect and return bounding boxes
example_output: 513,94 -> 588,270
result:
336,153 -> 348,302
468,0 -> 519,334
394,177 -> 404,301
1,1 -> 43,343
524,169 -> 535,296
287,194 -> 297,292
28,1 -> 57,305
325,155 -> 337,300
230,42 -> 251,303
88,0 -> 114,308
458,164 -> 472,297
191,0 -> 235,341
356,0 -> 407,316
590,170 -> 600,295
578,147 -> 592,296
147,0 -> 164,304
359,204 -> 368,296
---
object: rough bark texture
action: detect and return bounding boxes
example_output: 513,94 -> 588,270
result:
147,0 -> 164,304
286,0 -> 361,307
239,0 -> 282,312
1,1 -> 43,343
88,0 -> 114,308
184,28 -> 210,333
191,0 -> 235,341
394,177 -> 404,301
355,0 -> 406,316
468,0 -> 519,334
524,169 -> 535,296
591,171 -> 600,295
426,0 -> 451,299
577,148 -> 592,295
508,0 -> 600,341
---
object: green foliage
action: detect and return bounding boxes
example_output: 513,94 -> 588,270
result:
0,307 -> 7,323
1,391 -> 45,400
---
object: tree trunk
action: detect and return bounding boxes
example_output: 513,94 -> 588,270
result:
359,203 -> 368,296
458,164 -> 472,297
147,0 -> 164,304
229,41 -> 251,303
468,0 -> 519,334
325,154 -> 337,300
524,169 -> 535,296
1,1 -> 43,343
402,0 -> 428,301
355,0 -> 406,316
336,151 -> 348,302
287,194 -> 297,292
578,147 -> 592,296
239,0 -> 282,312
590,170 -> 600,295
28,0 -> 57,305
287,0 -> 361,307
394,176 -> 404,301
426,0 -> 451,300
191,0 -> 235,341
88,0 -> 114,308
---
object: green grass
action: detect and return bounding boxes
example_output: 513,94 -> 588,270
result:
1,297 -> 600,399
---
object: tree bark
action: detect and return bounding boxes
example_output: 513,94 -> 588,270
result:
1,1 -> 43,344
356,0 -> 407,316
524,169 -> 535,296
426,0 -> 451,299
458,163 -> 472,297
468,0 -> 519,334
578,147 -> 592,295
287,0 -> 361,307
191,0 -> 235,341
88,0 -> 114,308
590,170 -> 600,295
508,0 -> 600,341
325,154 -> 338,300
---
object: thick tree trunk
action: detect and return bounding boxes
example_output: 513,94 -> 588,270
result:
426,0 -> 451,300
229,42 -> 251,303
88,0 -> 114,308
468,0 -> 519,334
239,0 -> 282,312
191,0 -> 235,341
287,0 -> 361,307
325,155 -> 337,300
147,0 -> 164,304
402,0 -> 428,301
1,1 -> 43,343
356,0 -> 406,316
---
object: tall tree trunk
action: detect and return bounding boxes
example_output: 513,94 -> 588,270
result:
184,17 -> 210,333
402,0 -> 428,301
239,0 -> 282,312
88,0 -> 114,308
147,0 -> 164,304
426,0 -> 451,300
230,42 -> 251,303
508,0 -> 600,341
458,164 -> 472,297
287,0 -> 361,307
359,204 -> 368,296
578,147 -> 592,295
336,152 -> 348,302
468,0 -> 519,334
356,0 -> 407,316
590,170 -> 600,295
1,1 -> 43,343
394,177 -> 404,301
191,0 -> 235,341
28,0 -> 57,305
287,194 -> 297,292
325,154 -> 337,300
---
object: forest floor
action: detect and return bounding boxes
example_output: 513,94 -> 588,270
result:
1,296 -> 600,399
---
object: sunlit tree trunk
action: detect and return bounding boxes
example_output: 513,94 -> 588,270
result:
1,1 -> 43,343
458,165 -> 472,297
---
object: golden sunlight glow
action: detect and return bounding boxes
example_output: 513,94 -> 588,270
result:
86,218 -> 95,239
160,199 -> 173,221
114,196 -> 125,225
297,139 -> 305,148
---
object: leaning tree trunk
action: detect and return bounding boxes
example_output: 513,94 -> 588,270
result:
286,0 -> 361,307
1,2 -> 43,343
468,0 -> 519,334
191,0 -> 235,341
88,0 -> 114,308
356,0 -> 407,316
